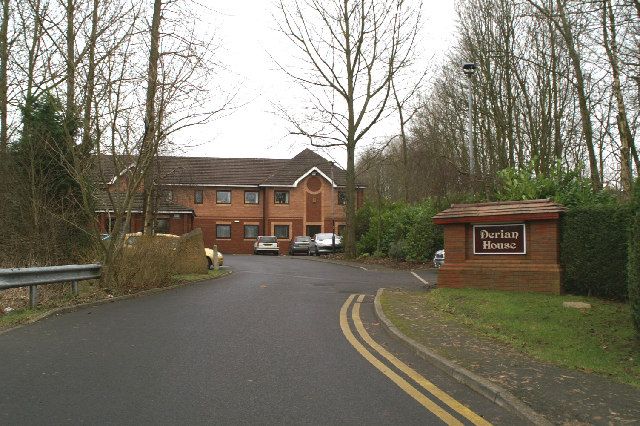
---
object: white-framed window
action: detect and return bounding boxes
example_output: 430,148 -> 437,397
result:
274,190 -> 289,204
245,191 -> 259,204
338,191 -> 347,205
194,190 -> 203,204
216,190 -> 231,204
216,224 -> 231,238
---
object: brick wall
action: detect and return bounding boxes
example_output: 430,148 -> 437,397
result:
167,176 -> 359,254
439,219 -> 562,294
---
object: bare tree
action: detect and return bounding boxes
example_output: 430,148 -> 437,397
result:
141,0 -> 162,235
0,0 -> 9,152
391,63 -> 426,202
528,0 -> 602,190
602,0 -> 634,192
276,0 -> 421,257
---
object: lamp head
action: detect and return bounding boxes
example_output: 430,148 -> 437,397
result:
462,62 -> 477,76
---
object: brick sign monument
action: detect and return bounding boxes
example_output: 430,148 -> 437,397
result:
432,199 -> 566,294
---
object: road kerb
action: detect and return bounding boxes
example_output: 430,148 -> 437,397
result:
374,288 -> 552,426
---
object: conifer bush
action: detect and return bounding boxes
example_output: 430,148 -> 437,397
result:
355,201 -> 443,262
628,179 -> 640,333
561,206 -> 631,300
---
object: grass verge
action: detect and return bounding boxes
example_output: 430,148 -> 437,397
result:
381,288 -> 640,388
0,269 -> 230,332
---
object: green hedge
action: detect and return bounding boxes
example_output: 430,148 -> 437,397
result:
628,180 -> 640,332
355,201 -> 443,262
561,205 -> 631,300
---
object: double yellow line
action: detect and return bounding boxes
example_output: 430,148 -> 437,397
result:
340,294 -> 492,426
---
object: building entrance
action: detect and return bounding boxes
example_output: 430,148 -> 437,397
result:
306,225 -> 321,238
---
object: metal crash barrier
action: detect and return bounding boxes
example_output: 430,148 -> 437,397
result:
0,264 -> 102,308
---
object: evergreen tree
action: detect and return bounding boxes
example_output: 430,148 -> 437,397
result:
13,93 -> 78,198
628,179 -> 640,334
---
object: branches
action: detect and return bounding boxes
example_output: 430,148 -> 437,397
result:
275,0 -> 423,257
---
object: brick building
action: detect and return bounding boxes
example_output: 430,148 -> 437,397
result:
96,149 -> 364,254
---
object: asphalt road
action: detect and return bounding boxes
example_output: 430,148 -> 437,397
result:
0,255 -> 522,425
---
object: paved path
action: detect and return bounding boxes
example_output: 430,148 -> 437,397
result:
0,255 -> 521,424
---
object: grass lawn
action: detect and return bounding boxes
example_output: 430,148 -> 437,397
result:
382,288 -> 640,388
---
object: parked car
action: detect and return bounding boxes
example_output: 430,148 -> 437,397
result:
433,249 -> 445,268
204,247 -> 224,269
314,233 -> 343,254
123,232 -> 223,268
253,236 -> 279,255
289,236 -> 318,256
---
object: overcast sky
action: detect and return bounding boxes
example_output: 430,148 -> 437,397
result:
179,1 -> 457,167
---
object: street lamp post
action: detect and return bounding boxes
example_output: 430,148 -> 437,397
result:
331,162 -> 335,254
463,62 -> 477,175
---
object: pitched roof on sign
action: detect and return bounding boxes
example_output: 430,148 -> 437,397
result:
433,199 -> 566,224
98,149 -> 361,188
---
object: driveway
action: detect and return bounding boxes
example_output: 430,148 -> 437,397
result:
0,255 -> 519,424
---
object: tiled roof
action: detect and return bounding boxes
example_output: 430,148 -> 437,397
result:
93,190 -> 194,214
261,149 -> 351,186
99,149 -> 361,187
433,199 -> 566,223
155,156 -> 288,186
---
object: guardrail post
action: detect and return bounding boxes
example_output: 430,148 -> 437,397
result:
71,280 -> 78,296
29,285 -> 37,308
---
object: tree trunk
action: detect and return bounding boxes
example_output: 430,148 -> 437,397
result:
66,0 -> 75,123
81,0 -> 98,153
549,1 -> 562,160
142,0 -> 162,235
23,0 -> 43,126
0,0 -> 8,152
393,80 -> 409,203
557,0 -> 601,190
343,0 -> 356,258
345,142 -> 357,258
602,0 -> 633,192
375,170 -> 382,254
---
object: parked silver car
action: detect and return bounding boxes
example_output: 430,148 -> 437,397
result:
433,249 -> 445,268
254,236 -> 279,255
289,236 -> 318,256
314,233 -> 343,254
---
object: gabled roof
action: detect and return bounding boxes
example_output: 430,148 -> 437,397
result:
433,199 -> 567,224
260,149 -> 352,187
99,148 -> 363,188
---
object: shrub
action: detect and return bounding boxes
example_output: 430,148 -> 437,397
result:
628,179 -> 640,333
173,228 -> 209,275
356,200 -> 443,262
561,205 -> 631,300
102,235 -> 183,293
388,240 -> 407,261
496,160 -> 617,207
